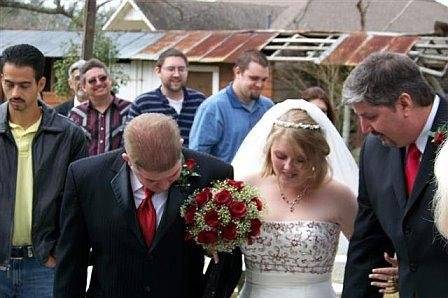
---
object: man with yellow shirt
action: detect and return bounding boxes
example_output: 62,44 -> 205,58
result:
0,44 -> 86,297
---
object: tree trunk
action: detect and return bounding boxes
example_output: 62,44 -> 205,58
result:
82,0 -> 97,60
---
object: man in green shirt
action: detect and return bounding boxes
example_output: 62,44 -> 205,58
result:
0,44 -> 86,297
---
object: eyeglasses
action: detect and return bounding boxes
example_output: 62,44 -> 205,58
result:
86,75 -> 108,85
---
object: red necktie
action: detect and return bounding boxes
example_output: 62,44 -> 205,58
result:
405,143 -> 421,195
137,188 -> 157,247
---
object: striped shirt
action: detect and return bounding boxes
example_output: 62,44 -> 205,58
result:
69,96 -> 130,156
128,87 -> 205,147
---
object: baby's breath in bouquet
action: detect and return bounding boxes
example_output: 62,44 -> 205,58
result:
180,179 -> 263,253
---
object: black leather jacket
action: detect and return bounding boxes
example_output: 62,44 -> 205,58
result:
0,101 -> 87,267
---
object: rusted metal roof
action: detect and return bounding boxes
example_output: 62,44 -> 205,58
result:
263,31 -> 447,77
321,33 -> 419,66
136,30 -> 277,63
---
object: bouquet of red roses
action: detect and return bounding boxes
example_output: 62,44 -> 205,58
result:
180,179 -> 263,253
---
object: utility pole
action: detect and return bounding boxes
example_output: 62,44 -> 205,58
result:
82,0 -> 97,60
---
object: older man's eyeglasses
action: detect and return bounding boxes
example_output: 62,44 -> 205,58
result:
87,75 -> 108,85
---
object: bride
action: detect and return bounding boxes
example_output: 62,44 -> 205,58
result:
231,99 -> 358,298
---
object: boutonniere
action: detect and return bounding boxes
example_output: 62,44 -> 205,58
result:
430,123 -> 448,145
177,158 -> 200,189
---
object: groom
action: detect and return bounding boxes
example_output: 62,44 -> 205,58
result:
341,52 -> 448,297
54,113 -> 241,298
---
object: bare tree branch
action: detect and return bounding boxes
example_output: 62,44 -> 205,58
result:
1,0 -> 75,19
162,0 -> 184,20
97,0 -> 114,10
293,0 -> 312,26
383,0 -> 414,31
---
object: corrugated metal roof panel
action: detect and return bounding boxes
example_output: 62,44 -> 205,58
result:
138,31 -> 189,60
136,31 -> 277,63
0,30 -> 276,63
0,30 -> 164,59
186,32 -> 233,60
225,32 -> 276,63
202,32 -> 254,62
173,31 -> 212,53
321,33 -> 419,65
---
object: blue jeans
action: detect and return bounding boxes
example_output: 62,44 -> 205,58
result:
0,257 -> 54,298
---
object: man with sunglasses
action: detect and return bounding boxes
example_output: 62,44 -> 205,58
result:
68,58 -> 131,156
128,48 -> 205,147
55,59 -> 87,116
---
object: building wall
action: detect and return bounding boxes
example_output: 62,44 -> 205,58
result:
115,61 -> 220,101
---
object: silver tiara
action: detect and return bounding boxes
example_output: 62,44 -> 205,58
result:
274,120 -> 320,130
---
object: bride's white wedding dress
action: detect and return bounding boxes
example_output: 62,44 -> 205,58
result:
239,220 -> 340,298
232,100 -> 358,298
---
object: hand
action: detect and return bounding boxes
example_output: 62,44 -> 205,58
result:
369,252 -> 399,293
44,255 -> 57,268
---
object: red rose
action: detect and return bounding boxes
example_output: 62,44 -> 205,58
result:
184,205 -> 197,225
249,218 -> 262,237
214,189 -> 232,205
222,223 -> 237,240
204,210 -> 219,228
229,201 -> 247,218
226,179 -> 244,191
251,197 -> 263,211
195,188 -> 211,206
433,131 -> 446,145
185,158 -> 197,171
197,230 -> 218,244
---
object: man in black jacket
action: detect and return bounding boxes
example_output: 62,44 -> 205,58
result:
0,44 -> 87,297
54,59 -> 87,116
341,52 -> 448,298
55,113 -> 241,298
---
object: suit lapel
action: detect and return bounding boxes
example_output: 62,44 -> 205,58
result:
390,147 -> 407,210
149,184 -> 185,252
110,156 -> 147,250
405,139 -> 435,213
405,96 -> 448,214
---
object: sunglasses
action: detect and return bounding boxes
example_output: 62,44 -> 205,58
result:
86,75 -> 108,85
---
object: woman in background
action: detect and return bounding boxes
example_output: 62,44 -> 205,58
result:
300,86 -> 336,124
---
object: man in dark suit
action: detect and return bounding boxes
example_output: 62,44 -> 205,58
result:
54,113 -> 241,298
341,52 -> 448,297
54,59 -> 86,115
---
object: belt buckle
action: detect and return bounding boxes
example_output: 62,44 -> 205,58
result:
26,246 -> 33,258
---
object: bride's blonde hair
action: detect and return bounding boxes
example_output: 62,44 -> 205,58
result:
261,109 -> 331,190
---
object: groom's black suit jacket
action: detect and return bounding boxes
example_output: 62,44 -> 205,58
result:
342,97 -> 448,298
54,148 -> 241,298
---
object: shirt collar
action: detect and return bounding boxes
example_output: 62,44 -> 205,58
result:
130,167 -> 143,194
226,83 -> 258,112
415,94 -> 440,153
73,96 -> 82,107
9,115 -> 42,133
87,93 -> 116,111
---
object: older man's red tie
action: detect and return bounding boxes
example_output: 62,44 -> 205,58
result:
405,143 -> 421,195
137,188 -> 157,247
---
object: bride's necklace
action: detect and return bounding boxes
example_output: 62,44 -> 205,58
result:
279,184 -> 308,213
